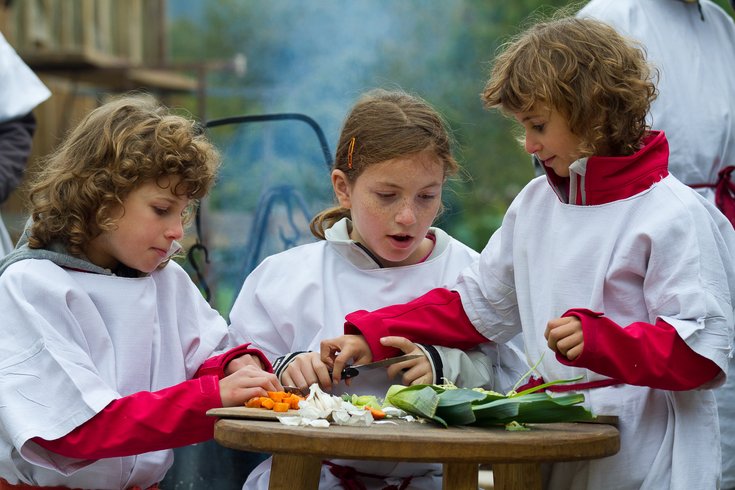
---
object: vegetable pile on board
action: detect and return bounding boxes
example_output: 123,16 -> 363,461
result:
277,384 -> 405,427
385,380 -> 594,429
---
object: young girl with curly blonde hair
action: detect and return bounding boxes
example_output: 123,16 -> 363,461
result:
0,94 -> 281,489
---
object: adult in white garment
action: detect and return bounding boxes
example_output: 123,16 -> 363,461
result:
576,0 -> 735,221
0,94 -> 281,489
0,30 -> 51,256
229,88 -> 528,490
321,17 -> 735,490
576,1 -> 735,486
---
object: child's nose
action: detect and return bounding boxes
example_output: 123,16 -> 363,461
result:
395,201 -> 417,225
524,134 -> 541,155
166,219 -> 184,240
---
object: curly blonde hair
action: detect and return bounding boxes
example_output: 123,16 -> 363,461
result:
27,94 -> 220,257
482,16 -> 657,157
310,88 -> 459,239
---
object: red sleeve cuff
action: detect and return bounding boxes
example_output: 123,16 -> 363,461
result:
345,310 -> 402,360
33,376 -> 222,459
559,308 -> 720,390
344,289 -> 487,361
195,343 -> 273,379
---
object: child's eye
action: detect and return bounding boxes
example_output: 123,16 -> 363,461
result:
419,193 -> 437,201
376,192 -> 396,200
153,207 -> 169,216
532,123 -> 545,132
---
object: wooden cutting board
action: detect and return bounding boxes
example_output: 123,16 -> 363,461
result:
207,406 -> 300,421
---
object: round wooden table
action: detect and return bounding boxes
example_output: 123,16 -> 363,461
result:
212,414 -> 619,490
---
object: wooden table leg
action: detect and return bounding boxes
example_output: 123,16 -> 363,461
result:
269,453 -> 321,490
492,463 -> 542,490
443,462 -> 479,490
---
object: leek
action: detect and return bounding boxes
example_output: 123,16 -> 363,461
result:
385,381 -> 594,429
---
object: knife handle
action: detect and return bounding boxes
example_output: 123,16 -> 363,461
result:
341,366 -> 359,379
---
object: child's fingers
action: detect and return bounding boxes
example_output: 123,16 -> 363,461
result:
281,368 -> 305,389
312,357 -> 334,391
219,368 -> 282,406
565,343 -> 584,361
330,351 -> 352,384
319,338 -> 343,367
379,335 -> 419,354
402,365 -> 432,386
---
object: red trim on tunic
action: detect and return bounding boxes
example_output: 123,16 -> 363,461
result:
344,288 -> 487,361
559,308 -> 720,390
195,343 -> 273,379
544,130 -> 670,205
32,376 -> 222,459
417,233 -> 437,264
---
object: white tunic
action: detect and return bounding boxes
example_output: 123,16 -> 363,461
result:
0,259 -> 232,489
229,218 -> 527,490
578,3 -> 735,486
577,0 -> 735,198
455,174 -> 735,489
0,32 -> 50,123
0,31 -> 51,257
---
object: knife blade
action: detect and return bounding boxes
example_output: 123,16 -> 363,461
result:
341,354 -> 423,379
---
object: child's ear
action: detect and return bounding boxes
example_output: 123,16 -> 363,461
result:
331,169 -> 352,209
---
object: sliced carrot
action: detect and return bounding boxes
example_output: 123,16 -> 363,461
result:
288,395 -> 302,409
245,397 -> 262,408
273,402 -> 290,412
365,406 -> 386,420
244,390 -> 305,410
267,391 -> 287,402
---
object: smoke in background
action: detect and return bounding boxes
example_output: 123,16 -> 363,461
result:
170,0 -> 464,150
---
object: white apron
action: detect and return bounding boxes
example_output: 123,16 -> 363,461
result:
456,175 -> 735,489
0,259 -> 232,489
0,31 -> 50,123
0,31 -> 51,258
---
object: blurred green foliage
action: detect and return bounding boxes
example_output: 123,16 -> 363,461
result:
168,0 -> 734,255
168,0 -> 575,254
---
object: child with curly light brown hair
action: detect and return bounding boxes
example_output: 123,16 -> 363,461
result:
0,94 -> 281,489
321,16 -> 735,489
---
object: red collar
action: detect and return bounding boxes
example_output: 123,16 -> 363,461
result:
544,131 -> 670,205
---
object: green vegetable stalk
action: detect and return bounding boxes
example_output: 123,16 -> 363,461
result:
385,379 -> 594,429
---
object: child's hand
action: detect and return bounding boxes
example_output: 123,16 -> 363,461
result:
282,352 -> 334,391
545,316 -> 584,361
219,365 -> 282,407
224,353 -> 264,376
320,334 -> 372,384
380,336 -> 432,385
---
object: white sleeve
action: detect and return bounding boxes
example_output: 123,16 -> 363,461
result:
0,32 -> 51,121
455,197 -> 523,344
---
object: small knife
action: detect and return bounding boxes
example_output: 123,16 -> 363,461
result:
341,353 -> 423,379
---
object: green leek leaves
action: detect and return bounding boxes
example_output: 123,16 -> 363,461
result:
385,382 -> 594,429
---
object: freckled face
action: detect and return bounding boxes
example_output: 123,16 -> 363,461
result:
514,106 -> 583,178
333,150 -> 444,267
84,177 -> 190,273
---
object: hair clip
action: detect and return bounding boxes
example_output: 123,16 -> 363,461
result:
347,137 -> 356,170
